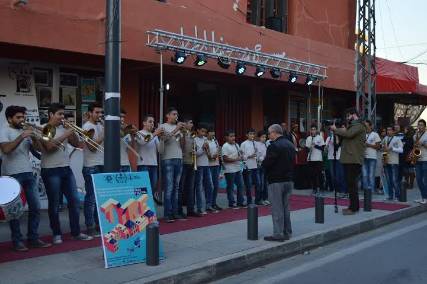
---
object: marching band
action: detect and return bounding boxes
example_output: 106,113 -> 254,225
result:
1,103 -> 427,251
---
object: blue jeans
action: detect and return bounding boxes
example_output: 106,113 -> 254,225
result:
161,159 -> 183,217
209,165 -> 221,207
179,164 -> 195,214
137,165 -> 159,193
384,164 -> 400,199
120,165 -> 131,172
41,166 -> 81,237
330,160 -> 347,193
224,171 -> 245,206
9,172 -> 40,245
195,166 -> 214,210
415,161 -> 427,199
362,158 -> 377,192
258,167 -> 269,200
82,165 -> 103,228
243,168 -> 261,204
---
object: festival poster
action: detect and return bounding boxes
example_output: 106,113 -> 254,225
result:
92,171 -> 163,268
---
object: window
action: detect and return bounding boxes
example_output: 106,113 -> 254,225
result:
246,0 -> 288,33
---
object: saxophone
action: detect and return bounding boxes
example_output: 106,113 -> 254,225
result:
409,131 -> 424,165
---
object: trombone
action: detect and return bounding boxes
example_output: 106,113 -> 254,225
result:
21,122 -> 65,150
62,120 -> 104,153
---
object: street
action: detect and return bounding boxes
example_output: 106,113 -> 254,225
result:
214,212 -> 427,284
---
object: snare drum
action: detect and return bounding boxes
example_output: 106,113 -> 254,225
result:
0,176 -> 26,222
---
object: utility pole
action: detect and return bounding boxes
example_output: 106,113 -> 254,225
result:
104,0 -> 121,172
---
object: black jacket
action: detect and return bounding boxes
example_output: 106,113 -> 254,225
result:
262,136 -> 295,184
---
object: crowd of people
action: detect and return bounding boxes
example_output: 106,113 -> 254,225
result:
1,103 -> 426,250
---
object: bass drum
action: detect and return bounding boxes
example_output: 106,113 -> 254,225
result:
0,176 -> 26,222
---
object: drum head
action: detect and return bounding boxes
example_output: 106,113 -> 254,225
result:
0,177 -> 21,204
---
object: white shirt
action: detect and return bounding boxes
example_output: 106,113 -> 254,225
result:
382,136 -> 403,165
414,131 -> 427,162
159,123 -> 183,160
240,140 -> 258,170
136,130 -> 159,166
255,141 -> 267,165
120,134 -> 131,166
365,131 -> 381,160
0,126 -> 33,175
207,139 -> 220,166
325,135 -> 341,160
82,121 -> 104,167
194,136 -> 209,167
41,126 -> 70,168
306,134 -> 325,162
221,142 -> 242,173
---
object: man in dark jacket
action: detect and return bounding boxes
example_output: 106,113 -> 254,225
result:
331,108 -> 366,215
262,124 -> 296,242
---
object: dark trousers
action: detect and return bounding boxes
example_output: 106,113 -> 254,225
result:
343,164 -> 361,212
308,161 -> 323,191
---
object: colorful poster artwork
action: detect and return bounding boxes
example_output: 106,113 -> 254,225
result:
92,171 -> 163,268
81,78 -> 96,102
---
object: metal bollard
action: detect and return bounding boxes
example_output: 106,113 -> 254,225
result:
364,189 -> 372,211
399,186 -> 407,202
247,204 -> 258,240
315,196 -> 324,224
146,223 -> 159,266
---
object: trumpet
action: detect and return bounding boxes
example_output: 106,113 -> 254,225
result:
136,132 -> 152,142
62,120 -> 104,153
120,123 -> 143,161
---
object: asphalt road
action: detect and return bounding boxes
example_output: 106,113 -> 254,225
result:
214,212 -> 427,284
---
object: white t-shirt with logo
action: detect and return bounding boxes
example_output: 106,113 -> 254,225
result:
82,121 -> 104,167
159,123 -> 183,160
136,130 -> 159,166
41,125 -> 70,169
0,126 -> 33,175
240,140 -> 258,170
194,136 -> 209,167
365,131 -> 381,160
306,134 -> 325,162
221,142 -> 242,174
207,139 -> 220,166
325,135 -> 341,160
414,131 -> 427,162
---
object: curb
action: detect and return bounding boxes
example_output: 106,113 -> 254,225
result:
129,203 -> 427,284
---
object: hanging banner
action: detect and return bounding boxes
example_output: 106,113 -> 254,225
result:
93,171 -> 163,268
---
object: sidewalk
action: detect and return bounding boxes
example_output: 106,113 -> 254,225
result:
0,189 -> 425,284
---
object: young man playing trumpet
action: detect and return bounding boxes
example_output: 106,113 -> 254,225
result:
382,126 -> 404,201
82,102 -> 104,237
0,106 -> 51,251
41,103 -> 93,244
207,128 -> 222,211
136,114 -> 163,196
241,128 -> 262,205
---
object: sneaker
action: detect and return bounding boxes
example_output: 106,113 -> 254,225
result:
13,242 -> 29,252
197,210 -> 208,215
213,205 -> 223,211
174,213 -> 188,220
414,199 -> 424,203
52,235 -> 63,245
206,207 -> 219,213
73,233 -> 93,241
165,216 -> 175,223
187,211 -> 203,217
229,204 -> 239,210
420,199 -> 427,205
87,227 -> 101,238
28,239 -> 52,248
255,202 -> 264,206
238,203 -> 248,209
263,200 -> 271,205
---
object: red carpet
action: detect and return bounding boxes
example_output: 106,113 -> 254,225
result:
0,194 -> 409,264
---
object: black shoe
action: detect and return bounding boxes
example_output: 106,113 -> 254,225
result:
13,242 -> 29,252
165,216 -> 175,223
86,226 -> 101,238
187,211 -> 203,217
229,204 -> 239,209
264,236 -> 285,242
206,207 -> 219,213
28,239 -> 52,248
174,213 -> 187,220
255,202 -> 264,206
238,203 -> 248,209
213,205 -> 223,211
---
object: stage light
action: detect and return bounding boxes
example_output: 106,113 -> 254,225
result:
270,68 -> 281,79
165,83 -> 170,90
173,51 -> 186,64
305,76 -> 315,86
194,54 -> 207,66
289,73 -> 298,83
255,66 -> 265,77
217,57 -> 231,69
235,62 -> 246,75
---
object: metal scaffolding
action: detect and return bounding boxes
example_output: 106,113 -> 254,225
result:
146,29 -> 327,80
355,0 -> 376,122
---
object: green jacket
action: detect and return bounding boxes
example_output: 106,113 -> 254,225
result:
334,120 -> 366,165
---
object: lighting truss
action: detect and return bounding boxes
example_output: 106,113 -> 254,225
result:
146,29 -> 327,80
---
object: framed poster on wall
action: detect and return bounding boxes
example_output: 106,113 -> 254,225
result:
81,78 -> 96,102
60,87 -> 77,109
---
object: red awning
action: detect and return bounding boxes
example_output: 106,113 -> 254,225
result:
415,83 -> 427,97
376,57 -> 419,93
